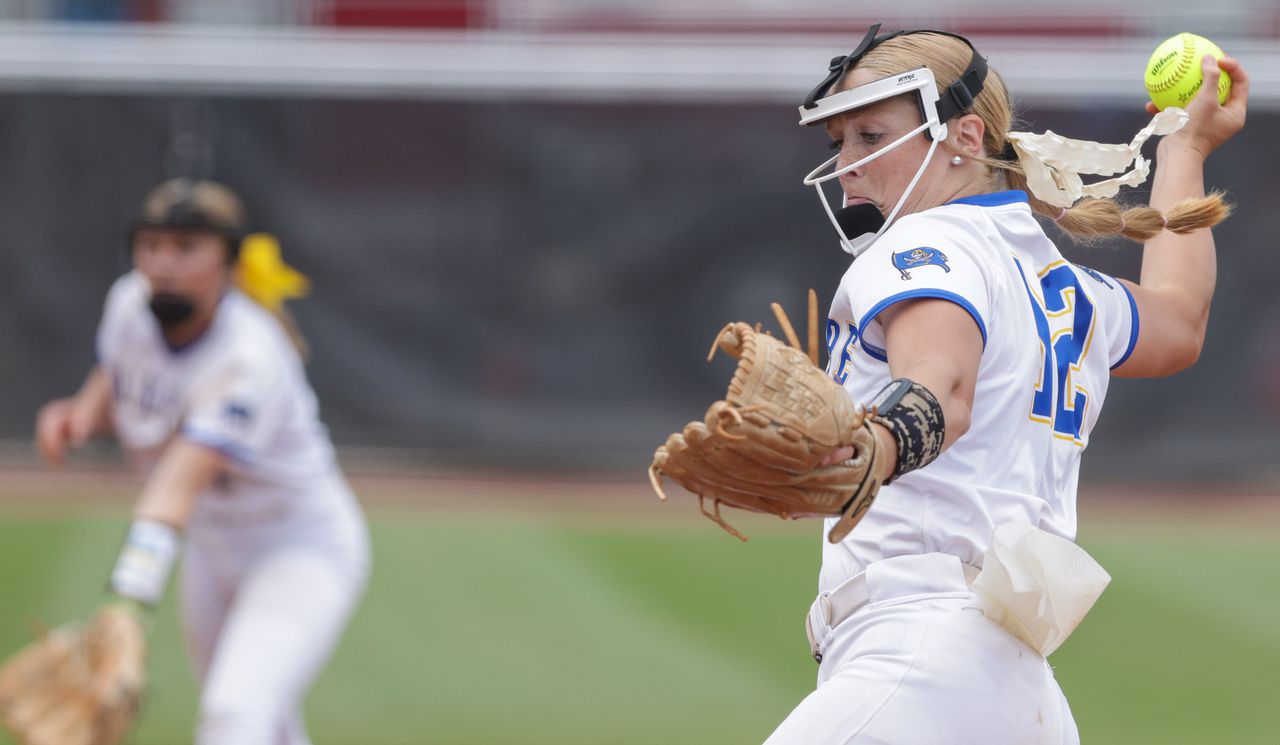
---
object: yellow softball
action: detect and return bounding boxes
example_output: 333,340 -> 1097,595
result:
1145,33 -> 1231,111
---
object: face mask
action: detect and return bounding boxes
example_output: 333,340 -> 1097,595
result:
799,69 -> 947,257
798,24 -> 989,257
148,293 -> 196,327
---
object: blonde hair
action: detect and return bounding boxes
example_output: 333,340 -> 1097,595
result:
843,32 -> 1231,242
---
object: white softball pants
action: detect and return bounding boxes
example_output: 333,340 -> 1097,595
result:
181,489 -> 369,745
765,552 -> 1080,745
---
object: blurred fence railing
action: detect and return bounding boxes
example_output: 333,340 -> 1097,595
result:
1,1 -> 1278,38
0,24 -> 1276,108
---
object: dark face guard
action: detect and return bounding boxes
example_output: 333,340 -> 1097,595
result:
148,293 -> 197,327
797,24 -> 989,256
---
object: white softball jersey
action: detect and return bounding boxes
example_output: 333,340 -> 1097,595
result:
765,190 -> 1135,744
96,270 -> 368,745
820,190 -> 1138,595
96,270 -> 350,525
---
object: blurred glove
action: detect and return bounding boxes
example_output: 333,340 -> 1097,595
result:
0,602 -> 146,745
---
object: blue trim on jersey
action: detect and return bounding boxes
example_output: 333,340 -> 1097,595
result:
181,427 -> 253,464
1112,280 -> 1141,370
858,289 -> 988,363
945,190 -> 1028,208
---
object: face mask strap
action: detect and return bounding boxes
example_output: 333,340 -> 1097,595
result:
932,39 -> 987,126
802,23 -> 884,110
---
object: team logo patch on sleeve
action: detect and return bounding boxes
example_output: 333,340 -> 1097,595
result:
891,247 -> 950,280
223,401 -> 253,425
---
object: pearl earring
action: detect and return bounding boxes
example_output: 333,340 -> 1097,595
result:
950,155 -> 964,166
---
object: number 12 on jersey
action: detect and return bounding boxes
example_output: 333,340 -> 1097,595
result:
1015,258 -> 1095,444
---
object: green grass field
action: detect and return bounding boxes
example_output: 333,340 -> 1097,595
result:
0,507 -> 1277,744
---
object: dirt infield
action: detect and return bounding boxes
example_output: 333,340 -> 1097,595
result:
1,452 -> 1277,530
0,453 -> 658,516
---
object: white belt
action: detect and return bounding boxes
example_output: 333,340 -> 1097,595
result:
805,556 -> 980,663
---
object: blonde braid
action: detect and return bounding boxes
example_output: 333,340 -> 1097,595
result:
998,155 -> 1231,242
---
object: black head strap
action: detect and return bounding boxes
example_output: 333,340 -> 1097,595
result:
802,24 -> 989,125
802,23 -> 883,110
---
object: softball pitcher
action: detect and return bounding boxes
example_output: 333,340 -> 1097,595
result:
34,179 -> 370,745
753,25 -> 1248,744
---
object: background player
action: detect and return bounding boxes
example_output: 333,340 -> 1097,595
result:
766,26 -> 1248,744
35,179 -> 370,745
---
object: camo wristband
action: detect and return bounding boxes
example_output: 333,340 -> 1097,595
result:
867,378 -> 946,482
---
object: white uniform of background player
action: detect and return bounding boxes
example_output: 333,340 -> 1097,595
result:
36,179 -> 369,745
98,271 -> 369,745
763,23 -> 1247,745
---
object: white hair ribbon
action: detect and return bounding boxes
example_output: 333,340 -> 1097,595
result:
1006,108 -> 1189,209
